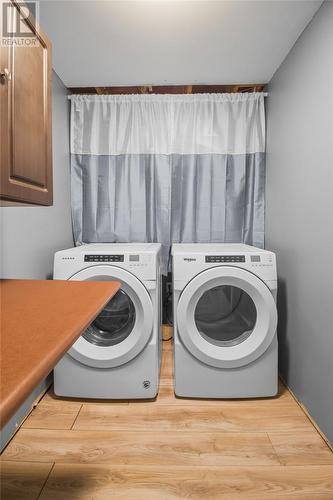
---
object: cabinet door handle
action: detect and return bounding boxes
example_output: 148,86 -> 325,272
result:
0,68 -> 11,83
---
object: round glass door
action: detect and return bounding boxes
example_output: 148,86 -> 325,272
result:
194,285 -> 257,347
83,289 -> 136,346
176,266 -> 277,368
67,265 -> 154,368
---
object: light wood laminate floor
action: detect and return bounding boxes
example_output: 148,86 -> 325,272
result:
1,338 -> 333,499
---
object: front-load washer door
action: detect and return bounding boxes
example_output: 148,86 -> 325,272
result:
68,266 -> 154,368
176,266 -> 277,368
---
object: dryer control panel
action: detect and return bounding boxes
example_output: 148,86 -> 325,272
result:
84,254 -> 124,263
205,255 -> 245,263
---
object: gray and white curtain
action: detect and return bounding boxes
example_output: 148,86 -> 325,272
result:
70,93 -> 266,273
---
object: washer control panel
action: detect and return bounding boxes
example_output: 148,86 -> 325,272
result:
84,254 -> 124,263
205,255 -> 245,263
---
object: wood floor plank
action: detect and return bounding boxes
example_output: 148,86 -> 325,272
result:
268,432 -> 333,465
0,461 -> 53,500
22,403 -> 82,430
159,350 -> 173,385
1,429 -> 279,466
39,464 -> 333,500
73,403 -> 314,433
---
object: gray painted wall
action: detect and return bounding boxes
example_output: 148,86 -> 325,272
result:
266,1 -> 333,444
0,71 -> 74,279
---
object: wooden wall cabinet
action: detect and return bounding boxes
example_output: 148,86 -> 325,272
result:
0,1 -> 53,206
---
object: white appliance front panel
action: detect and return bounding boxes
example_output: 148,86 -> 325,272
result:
176,266 -> 277,368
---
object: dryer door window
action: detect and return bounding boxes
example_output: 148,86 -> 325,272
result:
83,289 -> 136,347
194,285 -> 257,347
176,266 -> 277,368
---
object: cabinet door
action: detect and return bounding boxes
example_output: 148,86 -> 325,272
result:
0,1 -> 52,205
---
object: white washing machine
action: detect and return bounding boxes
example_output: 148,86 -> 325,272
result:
172,244 -> 278,398
53,243 -> 162,399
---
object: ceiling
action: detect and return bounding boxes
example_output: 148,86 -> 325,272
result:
39,0 -> 323,88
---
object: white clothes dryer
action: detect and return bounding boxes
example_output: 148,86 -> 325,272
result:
53,243 -> 162,399
172,244 -> 278,398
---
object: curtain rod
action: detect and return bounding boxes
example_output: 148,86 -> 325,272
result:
68,93 -> 268,100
